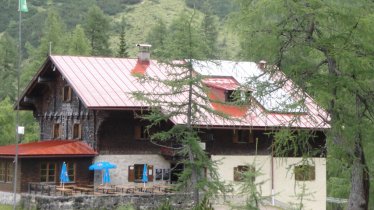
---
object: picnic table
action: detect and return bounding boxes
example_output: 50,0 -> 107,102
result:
56,187 -> 73,196
115,185 -> 135,194
73,186 -> 94,194
156,185 -> 173,193
97,185 -> 116,194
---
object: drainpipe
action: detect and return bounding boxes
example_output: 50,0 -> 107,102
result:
271,142 -> 275,205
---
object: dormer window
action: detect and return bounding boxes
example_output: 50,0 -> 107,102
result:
225,90 -> 235,102
62,86 -> 72,102
225,90 -> 251,104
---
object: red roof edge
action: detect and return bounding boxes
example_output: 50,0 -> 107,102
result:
0,140 -> 97,157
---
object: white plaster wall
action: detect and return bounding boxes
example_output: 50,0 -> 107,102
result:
273,157 -> 326,210
93,155 -> 170,185
212,155 -> 326,210
211,155 -> 272,195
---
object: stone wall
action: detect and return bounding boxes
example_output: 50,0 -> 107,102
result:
20,193 -> 193,210
0,191 -> 20,205
93,155 -> 170,185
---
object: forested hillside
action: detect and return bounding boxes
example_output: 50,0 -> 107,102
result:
1,0 -> 374,209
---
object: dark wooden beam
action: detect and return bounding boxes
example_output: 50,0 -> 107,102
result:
37,76 -> 54,83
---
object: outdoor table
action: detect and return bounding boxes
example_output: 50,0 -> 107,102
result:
73,186 -> 94,194
97,185 -> 116,194
140,186 -> 154,193
115,185 -> 135,194
56,187 -> 73,196
158,185 -> 173,193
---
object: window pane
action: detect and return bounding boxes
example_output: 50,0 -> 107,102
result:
294,165 -> 315,181
67,163 -> 75,182
0,162 -> 5,182
6,162 -> 13,182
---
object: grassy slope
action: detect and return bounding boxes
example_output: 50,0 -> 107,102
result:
110,0 -> 199,57
109,0 -> 239,58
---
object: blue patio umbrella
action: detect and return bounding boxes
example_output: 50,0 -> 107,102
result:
89,161 -> 117,170
102,168 -> 111,184
89,161 -> 117,185
142,164 -> 148,187
59,162 -> 70,189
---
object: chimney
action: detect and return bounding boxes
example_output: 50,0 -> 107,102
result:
258,60 -> 267,70
137,44 -> 151,63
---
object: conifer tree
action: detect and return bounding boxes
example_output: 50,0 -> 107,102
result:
200,3 -> 219,59
134,10 -> 227,206
83,5 -> 111,56
117,17 -> 129,58
233,1 -> 374,209
146,19 -> 168,59
68,24 -> 91,55
0,33 -> 17,100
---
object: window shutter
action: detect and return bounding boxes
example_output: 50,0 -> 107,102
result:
148,165 -> 154,182
232,130 -> 238,143
248,131 -> 254,143
134,126 -> 141,139
128,165 -> 135,182
233,167 -> 239,181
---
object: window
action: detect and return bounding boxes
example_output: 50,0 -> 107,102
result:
0,161 -> 5,182
234,165 -> 255,182
6,162 -> 13,182
128,164 -> 154,182
40,162 -> 56,182
225,90 -> 251,103
294,165 -> 315,181
66,162 -> 75,182
0,160 -> 13,183
233,130 -> 254,143
53,123 -> 61,139
73,124 -> 82,139
62,86 -> 72,102
134,125 -> 149,140
225,90 -> 235,102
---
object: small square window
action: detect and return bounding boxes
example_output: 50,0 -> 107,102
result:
134,125 -> 149,140
53,124 -> 61,139
233,130 -> 254,143
62,86 -> 72,102
294,165 -> 315,181
73,124 -> 82,139
234,165 -> 255,182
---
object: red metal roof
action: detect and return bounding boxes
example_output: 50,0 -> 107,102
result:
20,55 -> 329,129
202,77 -> 239,91
0,140 -> 97,157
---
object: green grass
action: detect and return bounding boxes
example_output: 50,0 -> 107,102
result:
0,204 -> 13,210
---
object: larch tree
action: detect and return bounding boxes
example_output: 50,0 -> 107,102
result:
83,5 -> 111,56
67,24 -> 91,56
0,33 -> 17,101
200,3 -> 219,59
232,0 -> 374,209
134,10 -> 228,206
146,19 -> 168,59
117,16 -> 129,58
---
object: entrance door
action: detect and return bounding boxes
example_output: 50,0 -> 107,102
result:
170,163 -> 184,184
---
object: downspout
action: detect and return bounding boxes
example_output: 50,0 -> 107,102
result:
271,141 -> 275,205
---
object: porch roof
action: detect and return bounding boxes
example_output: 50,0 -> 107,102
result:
0,140 -> 97,158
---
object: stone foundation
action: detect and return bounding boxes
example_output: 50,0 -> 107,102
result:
20,193 -> 193,210
0,191 -> 20,205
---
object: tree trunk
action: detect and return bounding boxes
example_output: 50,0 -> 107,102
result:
348,148 -> 369,210
348,95 -> 370,210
